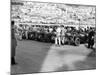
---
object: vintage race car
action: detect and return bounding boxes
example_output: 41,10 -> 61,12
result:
64,31 -> 88,46
28,30 -> 56,43
27,26 -> 89,46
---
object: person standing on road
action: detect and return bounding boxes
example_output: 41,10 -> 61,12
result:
88,28 -> 95,49
11,21 -> 17,65
55,25 -> 62,46
61,25 -> 66,45
25,25 -> 29,39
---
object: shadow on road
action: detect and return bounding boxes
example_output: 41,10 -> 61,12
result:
11,40 -> 53,74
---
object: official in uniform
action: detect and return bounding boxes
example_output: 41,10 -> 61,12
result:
11,21 -> 17,65
55,25 -> 62,46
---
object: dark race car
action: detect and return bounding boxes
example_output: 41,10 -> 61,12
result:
64,29 -> 88,46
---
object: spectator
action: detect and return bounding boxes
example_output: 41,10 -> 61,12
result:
61,25 -> 66,45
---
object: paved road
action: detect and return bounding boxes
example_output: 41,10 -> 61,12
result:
11,40 -> 96,74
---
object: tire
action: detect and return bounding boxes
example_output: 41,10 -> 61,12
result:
64,37 -> 68,44
38,35 -> 41,39
67,37 -> 72,45
31,34 -> 34,40
50,36 -> 55,43
74,37 -> 80,46
38,35 -> 42,41
28,33 -> 33,40
51,36 -> 55,41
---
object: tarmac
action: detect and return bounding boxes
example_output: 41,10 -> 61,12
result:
11,40 -> 96,74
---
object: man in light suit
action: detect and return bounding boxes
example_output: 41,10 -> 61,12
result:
61,25 -> 66,45
55,25 -> 62,46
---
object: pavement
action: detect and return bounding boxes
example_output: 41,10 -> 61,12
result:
11,40 -> 96,74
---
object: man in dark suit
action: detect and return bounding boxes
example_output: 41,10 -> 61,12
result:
11,21 -> 17,65
88,28 -> 95,48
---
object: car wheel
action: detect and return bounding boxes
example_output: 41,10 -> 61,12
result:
74,37 -> 80,46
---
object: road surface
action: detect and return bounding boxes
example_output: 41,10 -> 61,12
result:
11,40 -> 96,74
